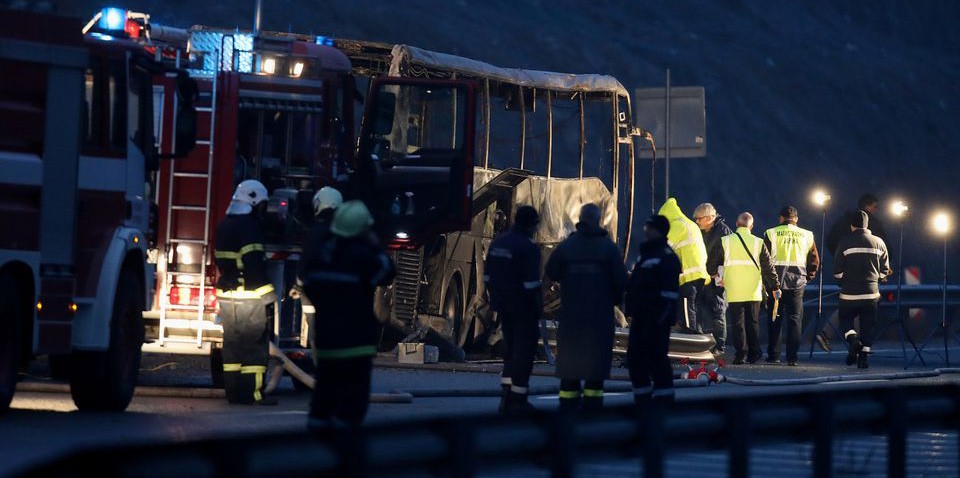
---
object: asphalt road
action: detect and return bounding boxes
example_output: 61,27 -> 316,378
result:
4,343 -> 960,477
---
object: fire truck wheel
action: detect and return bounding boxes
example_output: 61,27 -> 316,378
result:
444,278 -> 466,347
209,344 -> 224,388
0,273 -> 23,415
70,268 -> 145,411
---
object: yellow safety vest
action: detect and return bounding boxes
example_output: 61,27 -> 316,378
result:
658,198 -> 710,286
764,224 -> 814,272
721,227 -> 764,302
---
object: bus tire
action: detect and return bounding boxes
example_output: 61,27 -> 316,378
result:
0,273 -> 22,415
209,344 -> 224,388
444,277 -> 466,347
70,268 -> 144,411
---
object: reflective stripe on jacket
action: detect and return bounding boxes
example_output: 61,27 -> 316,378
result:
764,223 -> 819,290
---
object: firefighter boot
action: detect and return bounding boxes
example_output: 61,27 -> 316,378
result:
857,346 -> 871,369
558,391 -> 581,413
581,389 -> 604,412
497,385 -> 510,414
844,332 -> 861,366
505,391 -> 536,415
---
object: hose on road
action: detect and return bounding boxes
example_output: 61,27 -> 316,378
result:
721,367 -> 960,386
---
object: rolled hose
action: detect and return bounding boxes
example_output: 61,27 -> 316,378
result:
721,368 -> 960,386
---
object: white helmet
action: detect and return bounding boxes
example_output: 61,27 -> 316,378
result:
312,186 -> 343,216
226,179 -> 268,215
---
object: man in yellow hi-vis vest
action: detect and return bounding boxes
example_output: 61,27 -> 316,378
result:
658,198 -> 710,333
764,206 -> 820,366
714,212 -> 780,364
214,180 -> 278,405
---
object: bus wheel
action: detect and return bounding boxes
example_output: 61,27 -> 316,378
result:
0,273 -> 22,415
70,268 -> 144,411
444,278 -> 466,347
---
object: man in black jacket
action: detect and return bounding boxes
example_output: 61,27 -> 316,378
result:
302,200 -> 395,428
484,205 -> 543,414
834,210 -> 891,368
545,204 -> 626,411
626,215 -> 682,404
693,203 -> 733,353
214,180 -> 278,405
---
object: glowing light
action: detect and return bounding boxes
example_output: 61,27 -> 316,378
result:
36,301 -> 42,312
292,62 -> 304,77
69,303 -> 78,313
133,235 -> 140,244
811,190 -> 831,207
932,212 -> 951,235
262,57 -> 276,75
890,200 -> 908,218
396,232 -> 409,239
98,7 -> 126,31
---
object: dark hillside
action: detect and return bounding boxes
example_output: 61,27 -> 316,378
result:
55,0 -> 960,274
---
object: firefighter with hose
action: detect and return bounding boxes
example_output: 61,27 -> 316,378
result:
214,180 -> 279,405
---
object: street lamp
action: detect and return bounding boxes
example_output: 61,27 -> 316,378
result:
808,189 -> 831,358
878,200 -> 924,366
911,211 -> 959,367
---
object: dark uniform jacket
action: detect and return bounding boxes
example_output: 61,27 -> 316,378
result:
625,238 -> 682,324
301,235 -> 395,358
215,213 -> 275,300
545,222 -> 627,381
483,228 -> 542,316
833,229 -> 891,301
702,216 -> 733,277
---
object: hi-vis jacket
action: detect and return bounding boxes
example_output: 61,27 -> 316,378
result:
719,227 -> 779,303
833,229 -> 891,301
763,223 -> 820,290
658,198 -> 710,286
215,214 -> 275,300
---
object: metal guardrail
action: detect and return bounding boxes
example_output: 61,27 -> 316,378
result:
803,284 -> 960,309
16,384 -> 960,478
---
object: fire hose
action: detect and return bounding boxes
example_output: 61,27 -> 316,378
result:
721,367 -> 960,386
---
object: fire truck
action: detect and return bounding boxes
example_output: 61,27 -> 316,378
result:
81,9 -> 478,378
0,8 -> 197,413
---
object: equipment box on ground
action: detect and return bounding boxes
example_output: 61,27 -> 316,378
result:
398,343 -> 439,364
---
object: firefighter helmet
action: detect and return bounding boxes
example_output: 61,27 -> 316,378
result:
226,179 -> 268,215
312,186 -> 343,216
330,200 -> 374,238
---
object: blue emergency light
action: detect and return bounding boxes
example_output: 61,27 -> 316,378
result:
98,7 -> 127,31
315,36 -> 334,46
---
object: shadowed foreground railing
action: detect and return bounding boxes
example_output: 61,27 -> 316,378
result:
16,384 -> 960,478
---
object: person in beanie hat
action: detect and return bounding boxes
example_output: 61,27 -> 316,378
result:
484,205 -> 544,414
833,210 -> 891,368
545,204 -> 626,412
625,215 -> 682,405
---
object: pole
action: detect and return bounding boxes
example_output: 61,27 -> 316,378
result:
896,221 -> 905,360
664,68 -> 671,201
943,236 -> 949,366
254,0 -> 263,35
810,207 -> 826,359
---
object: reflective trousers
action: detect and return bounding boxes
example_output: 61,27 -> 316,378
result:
220,297 -> 271,404
499,310 -> 539,393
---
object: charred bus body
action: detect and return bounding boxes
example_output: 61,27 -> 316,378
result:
336,42 -> 715,361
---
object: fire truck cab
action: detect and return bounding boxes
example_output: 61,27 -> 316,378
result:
0,8 -> 197,413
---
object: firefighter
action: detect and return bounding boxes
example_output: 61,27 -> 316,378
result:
658,198 -> 710,333
693,203 -> 733,353
625,215 -> 681,405
764,206 -> 820,366
484,205 -> 542,414
712,212 -> 780,364
834,211 -> 891,369
301,200 -> 395,428
290,187 -> 344,341
214,179 -> 278,405
544,204 -> 626,412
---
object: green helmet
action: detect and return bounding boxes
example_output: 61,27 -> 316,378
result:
331,200 -> 374,238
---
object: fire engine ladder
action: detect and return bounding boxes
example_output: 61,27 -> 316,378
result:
157,67 -> 219,348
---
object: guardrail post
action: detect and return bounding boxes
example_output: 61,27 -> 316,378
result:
812,395 -> 834,478
727,401 -> 750,478
884,389 -> 907,477
444,421 -> 476,478
640,403 -> 665,478
549,413 -> 576,478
